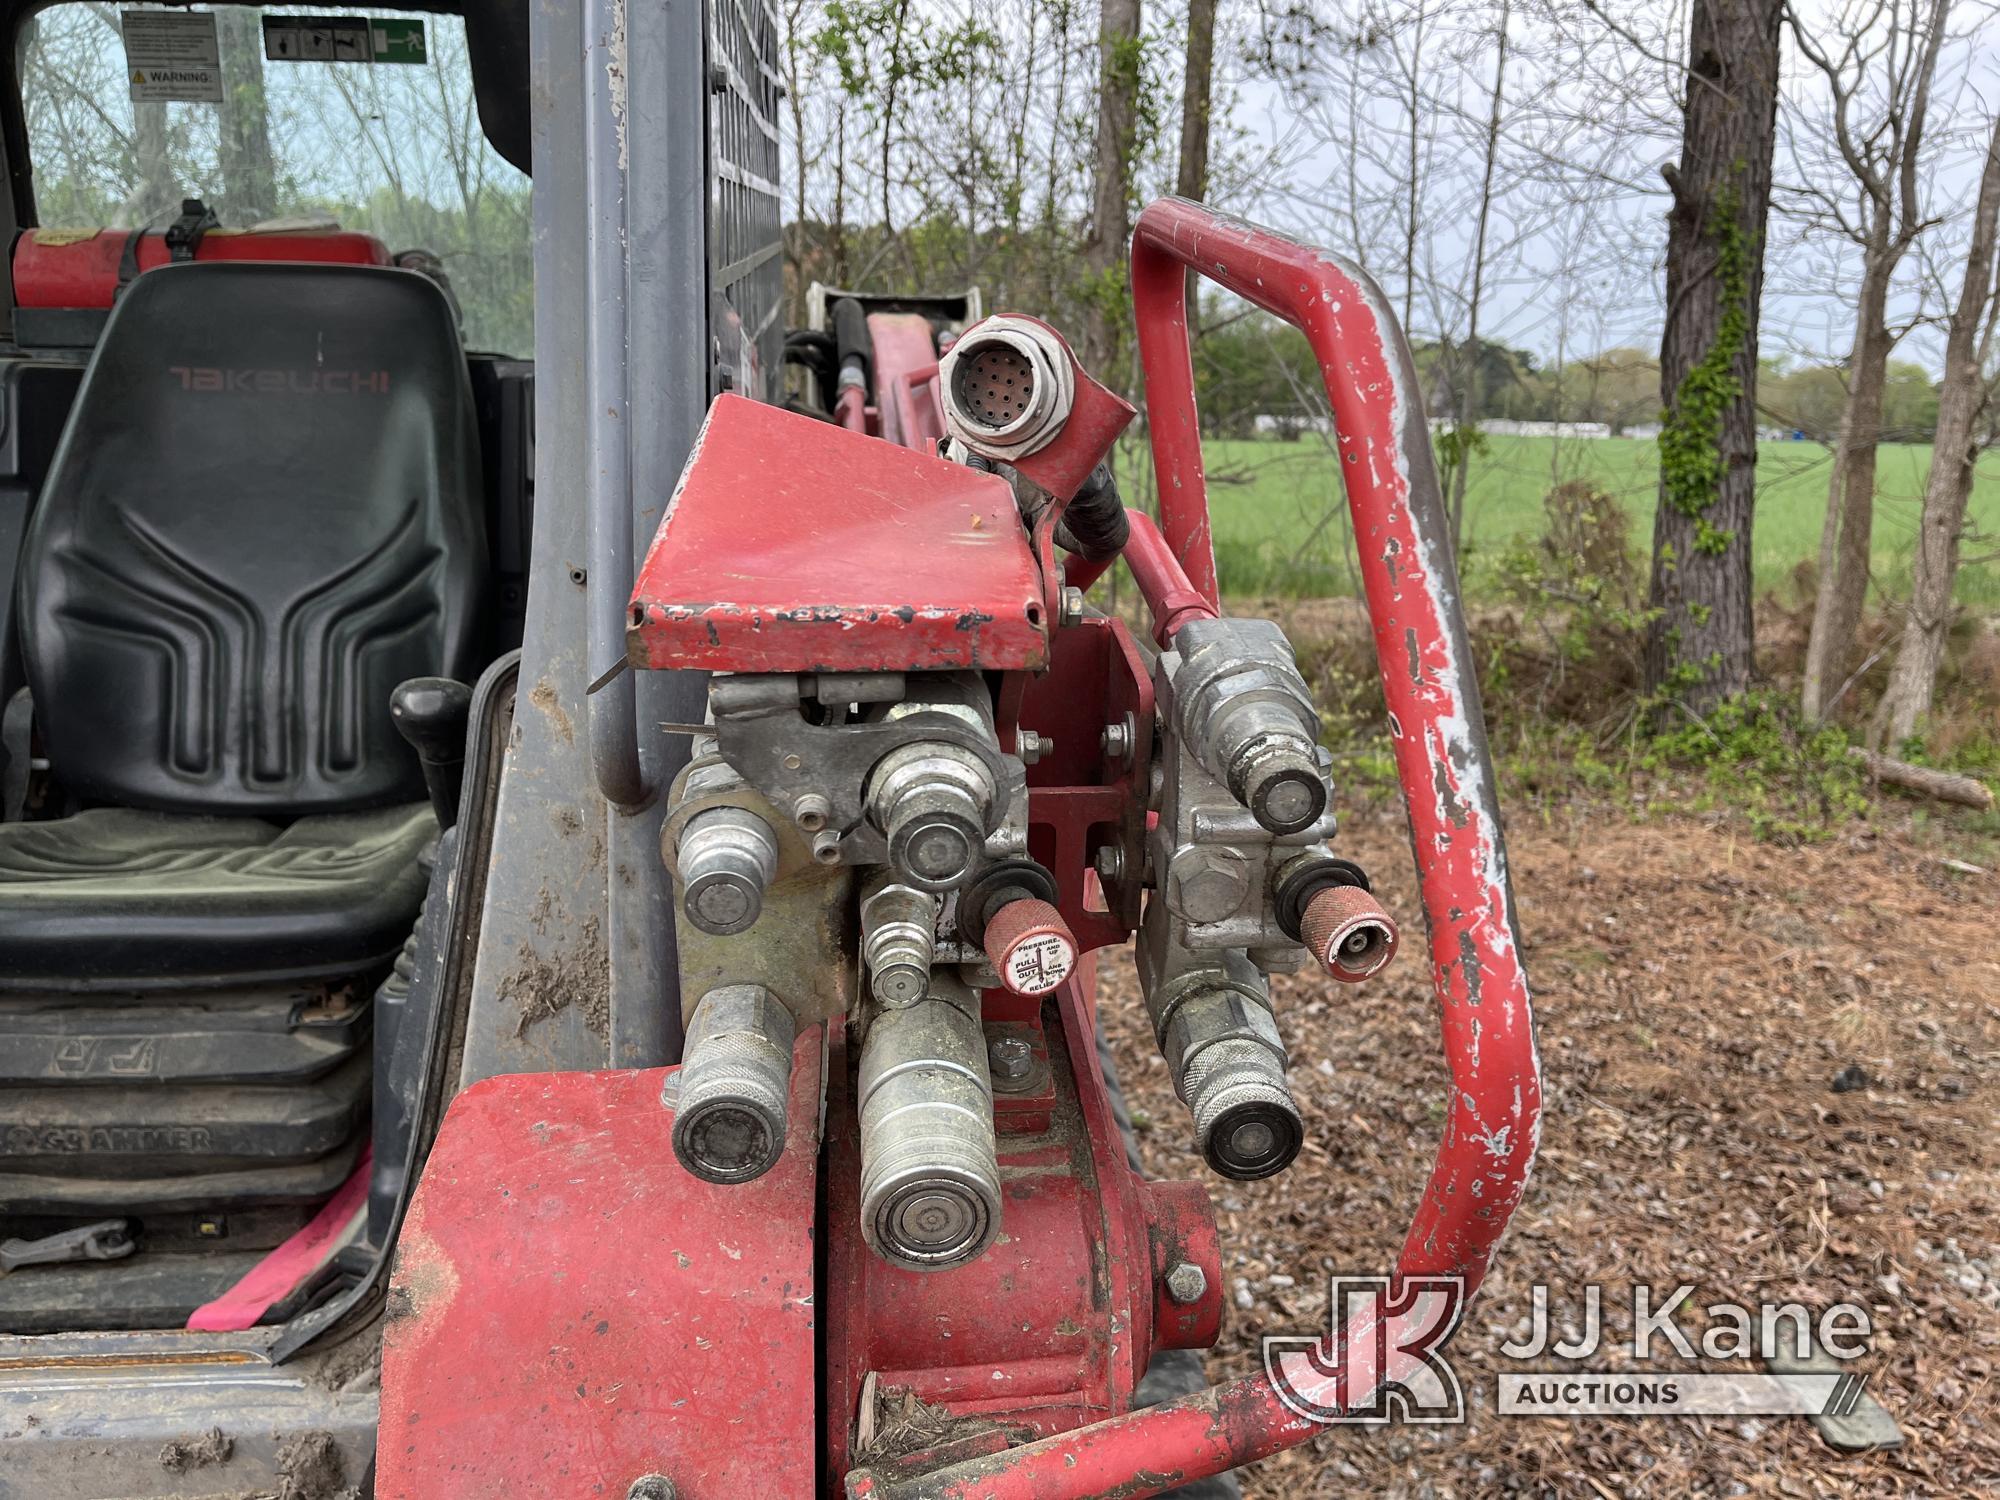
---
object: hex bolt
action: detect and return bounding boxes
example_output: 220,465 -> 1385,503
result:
628,1478 -> 678,1500
1059,585 -> 1086,628
1017,730 -> 1054,765
981,898 -> 1077,997
987,1035 -> 1034,1084
677,807 -> 779,936
670,985 -> 795,1185
1165,1262 -> 1209,1307
1094,844 -> 1125,885
1167,846 -> 1251,926
1100,715 -> 1135,763
1299,883 -> 1400,982
793,792 -> 833,832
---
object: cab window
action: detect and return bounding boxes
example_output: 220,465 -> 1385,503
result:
17,4 -> 532,354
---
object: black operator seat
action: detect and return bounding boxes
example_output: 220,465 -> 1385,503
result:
0,262 -> 486,987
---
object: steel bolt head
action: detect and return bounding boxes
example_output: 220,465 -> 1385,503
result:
988,1035 -> 1034,1081
629,1477 -> 678,1500
1165,1262 -> 1209,1306
1059,585 -> 1085,628
1169,847 -> 1251,925
1100,716 -> 1134,761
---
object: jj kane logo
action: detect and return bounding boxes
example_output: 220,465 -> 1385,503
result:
1262,1279 -> 1877,1424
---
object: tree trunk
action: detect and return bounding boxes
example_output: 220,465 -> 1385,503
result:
215,7 -> 277,224
126,103 -> 177,226
1644,0 -> 1783,710
1174,0 -> 1215,313
1800,258 -> 1893,718
1175,0 -> 1214,205
1446,0 -> 1510,558
1083,0 -> 1143,378
1871,114 -> 2000,747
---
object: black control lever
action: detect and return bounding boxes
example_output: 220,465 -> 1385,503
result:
392,677 -> 474,831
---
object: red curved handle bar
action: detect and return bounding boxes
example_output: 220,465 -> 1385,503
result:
851,199 -> 1541,1500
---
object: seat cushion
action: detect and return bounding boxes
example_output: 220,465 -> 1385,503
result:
0,802 -> 434,989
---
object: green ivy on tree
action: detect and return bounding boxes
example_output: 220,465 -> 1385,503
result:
1656,174 -> 1750,559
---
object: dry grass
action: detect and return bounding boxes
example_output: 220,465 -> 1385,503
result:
1100,797 -> 2000,1498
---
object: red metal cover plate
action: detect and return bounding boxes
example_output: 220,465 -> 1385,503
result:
376,1042 -> 823,1499
628,394 -> 1049,673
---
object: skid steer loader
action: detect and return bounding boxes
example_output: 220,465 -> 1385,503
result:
0,0 -> 1536,1494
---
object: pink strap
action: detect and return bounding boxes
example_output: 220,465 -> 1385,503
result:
186,1146 -> 372,1332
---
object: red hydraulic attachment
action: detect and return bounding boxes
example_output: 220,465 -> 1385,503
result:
847,200 -> 1540,1498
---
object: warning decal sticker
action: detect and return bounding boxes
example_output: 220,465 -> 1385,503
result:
121,10 -> 224,103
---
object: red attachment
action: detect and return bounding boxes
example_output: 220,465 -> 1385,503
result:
377,1038 -> 824,1498
824,973 -> 1222,1483
11,226 -> 389,308
1018,614 -> 1155,957
845,197 -> 1539,1500
627,394 -> 1050,673
982,898 -> 1077,996
867,311 -> 948,451
835,382 -> 870,433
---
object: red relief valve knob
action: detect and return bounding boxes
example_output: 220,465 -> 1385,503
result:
982,898 -> 1078,996
1300,883 -> 1399,983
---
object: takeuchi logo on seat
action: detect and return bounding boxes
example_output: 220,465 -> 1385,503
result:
169,366 -> 392,395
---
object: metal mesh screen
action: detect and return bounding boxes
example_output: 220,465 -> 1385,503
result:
710,0 -> 784,400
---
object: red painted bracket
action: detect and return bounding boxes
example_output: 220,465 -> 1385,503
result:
848,198 -> 1542,1499
377,1037 -> 825,1499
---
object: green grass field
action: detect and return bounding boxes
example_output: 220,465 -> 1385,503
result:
1122,435 -> 2000,607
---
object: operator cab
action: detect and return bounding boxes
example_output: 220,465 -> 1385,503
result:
0,1 -> 531,1333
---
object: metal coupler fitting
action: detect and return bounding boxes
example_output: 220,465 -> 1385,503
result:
1168,617 -> 1330,836
856,974 -> 1003,1272
866,741 -> 997,892
1152,956 -> 1303,1181
1274,856 -> 1400,982
861,877 -> 939,1007
670,984 -> 796,1184
677,806 -> 779,935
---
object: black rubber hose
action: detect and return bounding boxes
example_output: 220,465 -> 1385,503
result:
1055,460 -> 1130,563
831,297 -> 873,399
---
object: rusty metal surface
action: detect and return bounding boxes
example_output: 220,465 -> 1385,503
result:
844,196 -> 1540,1500
627,395 -> 1050,674
376,1039 -> 823,1499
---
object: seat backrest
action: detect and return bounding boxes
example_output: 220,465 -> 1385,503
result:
17,262 -> 485,815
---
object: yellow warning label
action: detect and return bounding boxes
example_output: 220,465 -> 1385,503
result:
32,228 -> 101,246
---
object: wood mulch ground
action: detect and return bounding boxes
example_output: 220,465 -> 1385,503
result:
1100,794 -> 1999,1498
